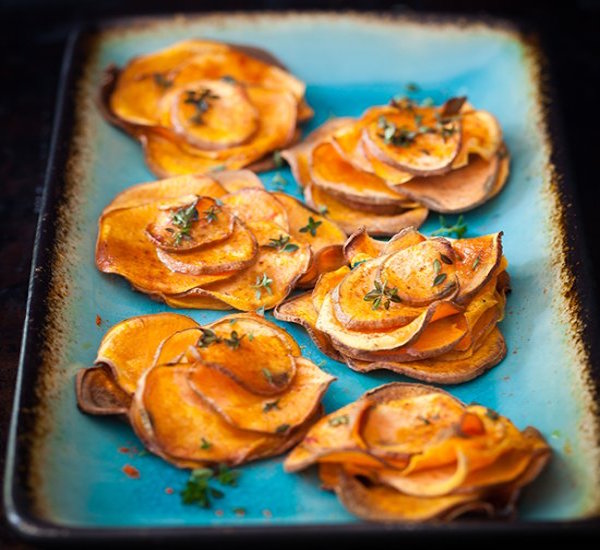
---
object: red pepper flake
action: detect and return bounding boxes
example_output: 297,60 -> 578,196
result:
165,487 -> 174,495
233,507 -> 246,517
215,509 -> 224,517
118,446 -> 130,454
96,315 -> 102,326
122,464 -> 140,479
262,509 -> 272,518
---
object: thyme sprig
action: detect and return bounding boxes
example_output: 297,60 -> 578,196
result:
204,205 -> 219,224
197,328 -> 221,348
251,273 -> 273,300
170,199 -> 199,245
299,216 -> 322,237
431,215 -> 468,239
224,330 -> 244,350
266,235 -> 299,253
180,464 -> 239,508
363,279 -> 402,310
184,88 -> 220,125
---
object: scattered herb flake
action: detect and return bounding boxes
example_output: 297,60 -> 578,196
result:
472,255 -> 481,270
224,330 -> 244,350
417,415 -> 432,425
433,258 -> 442,275
267,235 -> 300,253
328,415 -> 349,427
431,215 -> 467,239
170,199 -> 200,245
485,408 -> 500,421
432,273 -> 447,287
318,205 -> 329,215
271,172 -> 287,190
440,253 -> 453,265
363,279 -> 402,310
262,368 -> 274,384
184,88 -> 220,125
273,150 -> 285,168
299,216 -> 322,237
275,424 -> 290,434
197,328 -> 221,348
263,400 -> 281,412
200,437 -> 212,450
251,273 -> 273,299
216,464 -> 240,487
153,72 -> 173,88
405,82 -> 420,92
204,205 -> 219,224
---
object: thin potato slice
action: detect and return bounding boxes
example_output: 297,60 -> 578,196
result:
156,218 -> 257,275
378,238 -> 458,306
96,202 -> 237,294
452,232 -> 503,304
334,468 -> 484,523
388,154 -> 501,214
152,327 -> 204,366
282,118 -> 354,187
273,292 -> 343,361
184,231 -> 312,311
186,313 -> 300,395
362,103 -> 461,175
146,196 -> 235,252
212,169 -> 264,193
297,245 -> 346,288
284,399 -> 379,472
305,184 -> 428,237
452,110 -> 503,168
310,142 -> 409,206
75,365 -> 131,416
95,313 -> 199,394
131,365 -> 291,467
221,188 -> 289,230
102,174 -> 227,215
187,357 -> 335,434
162,80 -> 259,150
344,327 -> 507,384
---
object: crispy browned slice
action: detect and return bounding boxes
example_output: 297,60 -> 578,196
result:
452,232 -> 503,304
377,238 -> 458,306
182,227 -> 312,311
343,226 -> 427,265
130,365 -> 296,467
211,169 -> 264,193
94,313 -> 199,394
305,184 -> 428,237
344,327 -> 507,384
156,218 -> 258,275
282,118 -> 354,187
284,399 -> 383,472
159,80 -> 259,150
97,202 -> 238,295
221,188 -> 290,230
362,102 -> 462,175
75,365 -> 131,416
186,313 -> 300,395
387,153 -> 503,214
102,174 -> 227,215
309,141 -> 410,207
334,468 -> 485,523
140,86 -> 298,177
452,110 -> 503,168
297,245 -> 346,289
312,266 -> 351,310
273,292 -> 343,361
146,196 -> 235,252
187,357 -> 334,434
317,293 -> 453,353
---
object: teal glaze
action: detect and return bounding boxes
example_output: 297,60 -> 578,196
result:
31,14 -> 598,528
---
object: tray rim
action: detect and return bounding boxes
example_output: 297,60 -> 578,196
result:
4,11 -> 600,541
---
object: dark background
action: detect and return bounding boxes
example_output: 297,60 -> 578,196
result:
1,1 -> 599,546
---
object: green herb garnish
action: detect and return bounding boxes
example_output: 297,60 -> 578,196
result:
184,88 -> 220,125
433,258 -> 442,275
263,400 -> 281,412
485,408 -> 500,421
417,415 -> 432,425
153,72 -> 173,89
170,199 -> 199,245
267,235 -> 299,253
197,328 -> 221,348
431,215 -> 467,239
273,150 -> 284,168
328,415 -> 349,427
204,205 -> 219,224
271,172 -> 287,190
275,424 -> 290,434
224,330 -> 244,350
181,465 -> 239,508
432,273 -> 447,287
440,253 -> 454,265
299,216 -> 322,237
200,437 -> 212,450
251,273 -> 273,300
363,279 -> 401,310
262,368 -> 273,384
215,464 -> 240,487
472,255 -> 481,270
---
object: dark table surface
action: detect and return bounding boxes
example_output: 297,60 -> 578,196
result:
1,1 -> 599,546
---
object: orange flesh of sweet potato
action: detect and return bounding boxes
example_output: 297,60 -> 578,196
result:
220,188 -> 290,231
187,356 -> 334,434
94,313 -> 199,394
145,196 -> 235,252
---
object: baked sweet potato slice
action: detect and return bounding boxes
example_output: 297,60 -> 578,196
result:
130,365 -> 290,467
452,232 -> 503,304
75,365 -> 131,416
284,399 -> 382,472
94,313 -> 199,394
452,110 -> 503,168
212,169 -> 264,193
187,357 -> 334,434
155,218 -> 258,275
187,313 -> 300,395
183,227 -> 311,311
362,101 -> 462,175
388,153 -> 502,214
377,238 -> 458,306
159,80 -> 259,150
221,188 -> 289,230
334,468 -> 484,523
96,202 -> 238,295
146,196 -> 235,252
152,327 -> 204,366
273,292 -> 343,361
140,85 -> 298,177
282,118 -> 354,187
310,142 -> 410,207
102,174 -> 227,215
344,327 -> 507,384
305,184 -> 428,237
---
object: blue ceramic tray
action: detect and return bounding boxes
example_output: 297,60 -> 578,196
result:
4,12 -> 600,541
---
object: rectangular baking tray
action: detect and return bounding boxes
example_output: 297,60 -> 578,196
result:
4,12 -> 600,541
